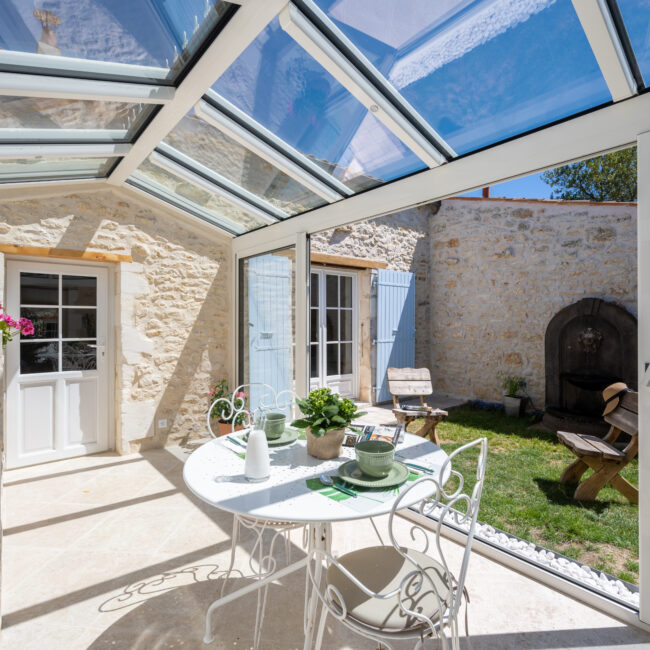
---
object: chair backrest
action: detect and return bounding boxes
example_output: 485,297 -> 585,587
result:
387,367 -> 432,407
604,390 -> 638,436
387,437 -> 488,633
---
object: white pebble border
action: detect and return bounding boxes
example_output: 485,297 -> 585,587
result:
423,507 -> 639,609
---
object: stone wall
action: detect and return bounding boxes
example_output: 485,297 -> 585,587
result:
313,198 -> 637,407
430,198 -> 637,405
0,188 -> 231,453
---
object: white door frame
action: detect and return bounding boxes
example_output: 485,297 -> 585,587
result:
309,267 -> 359,399
4,257 -> 114,467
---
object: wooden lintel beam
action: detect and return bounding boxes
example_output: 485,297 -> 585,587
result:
0,244 -> 132,263
310,252 -> 387,269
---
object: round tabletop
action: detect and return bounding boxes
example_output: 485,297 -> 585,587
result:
183,432 -> 449,524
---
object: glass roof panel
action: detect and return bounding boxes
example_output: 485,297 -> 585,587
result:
163,109 -> 326,216
0,1 -> 233,82
617,0 -> 650,84
131,157 -> 270,233
313,0 -> 611,155
0,155 -> 115,182
212,17 -> 425,192
0,96 -> 153,142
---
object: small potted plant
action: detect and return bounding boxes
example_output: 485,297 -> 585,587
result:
292,388 -> 366,459
502,375 -> 527,418
207,379 -> 247,436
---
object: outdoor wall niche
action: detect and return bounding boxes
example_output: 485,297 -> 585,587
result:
543,297 -> 637,434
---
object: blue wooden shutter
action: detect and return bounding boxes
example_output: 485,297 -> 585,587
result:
375,269 -> 415,403
247,254 -> 291,412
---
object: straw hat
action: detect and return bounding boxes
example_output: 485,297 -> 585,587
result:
602,382 -> 629,416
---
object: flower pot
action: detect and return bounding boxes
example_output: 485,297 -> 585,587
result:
503,395 -> 524,418
306,426 -> 345,460
212,419 -> 244,437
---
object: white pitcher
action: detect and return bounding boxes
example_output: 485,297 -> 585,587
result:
244,411 -> 270,482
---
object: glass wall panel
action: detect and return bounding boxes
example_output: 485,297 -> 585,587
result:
0,0 -> 233,82
313,0 -> 611,154
618,0 -> 650,85
131,157 -> 271,233
164,110 -> 326,216
0,96 -> 153,141
0,156 -> 116,181
213,18 -> 425,192
238,247 -> 296,413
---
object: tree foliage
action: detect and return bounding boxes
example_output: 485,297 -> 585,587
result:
541,147 -> 636,202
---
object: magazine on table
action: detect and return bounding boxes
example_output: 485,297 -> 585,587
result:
345,423 -> 405,446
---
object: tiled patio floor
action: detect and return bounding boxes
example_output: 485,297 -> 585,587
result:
2,446 -> 649,649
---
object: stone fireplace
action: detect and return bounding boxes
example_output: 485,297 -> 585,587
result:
543,298 -> 637,434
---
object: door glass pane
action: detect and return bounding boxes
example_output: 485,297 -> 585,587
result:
238,247 -> 296,413
310,343 -> 319,378
20,307 -> 57,339
327,342 -> 339,376
326,275 -> 338,307
314,0 -> 610,155
341,343 -> 352,375
0,96 -> 153,142
164,110 -> 326,216
340,310 -> 352,341
340,276 -> 352,307
62,276 -> 96,306
310,308 -> 319,343
326,308 -> 338,341
21,341 -> 58,374
213,17 -> 425,192
62,342 -> 97,371
311,273 -> 319,307
63,309 -> 96,339
20,272 -> 58,305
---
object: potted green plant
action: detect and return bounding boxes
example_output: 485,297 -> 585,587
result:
292,388 -> 366,459
207,379 -> 247,436
501,375 -> 527,417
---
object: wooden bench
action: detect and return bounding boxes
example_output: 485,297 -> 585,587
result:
386,367 -> 448,446
557,390 -> 638,503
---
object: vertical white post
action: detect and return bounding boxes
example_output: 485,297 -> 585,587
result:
638,131 -> 650,624
295,232 -> 309,398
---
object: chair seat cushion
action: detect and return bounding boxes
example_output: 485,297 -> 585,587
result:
326,546 -> 451,633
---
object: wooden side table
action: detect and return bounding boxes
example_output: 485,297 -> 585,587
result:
392,407 -> 448,445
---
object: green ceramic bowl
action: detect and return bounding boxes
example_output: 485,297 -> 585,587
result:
355,440 -> 395,478
264,412 -> 286,440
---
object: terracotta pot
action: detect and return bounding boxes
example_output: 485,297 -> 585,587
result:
306,426 -> 345,460
212,419 -> 244,437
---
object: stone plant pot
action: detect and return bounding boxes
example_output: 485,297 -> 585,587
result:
306,426 -> 345,460
503,395 -> 525,418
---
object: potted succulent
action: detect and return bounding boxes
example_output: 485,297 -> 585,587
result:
502,375 -> 527,418
207,379 -> 247,436
292,388 -> 366,459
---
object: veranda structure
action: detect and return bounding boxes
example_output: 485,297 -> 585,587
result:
1,0 -> 650,635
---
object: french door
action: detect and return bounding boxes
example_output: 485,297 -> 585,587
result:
6,260 -> 110,468
310,269 -> 358,398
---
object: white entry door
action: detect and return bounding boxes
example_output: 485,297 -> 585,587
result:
6,261 -> 110,468
310,269 -> 358,398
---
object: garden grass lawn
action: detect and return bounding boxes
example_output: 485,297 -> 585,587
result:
417,406 -> 639,584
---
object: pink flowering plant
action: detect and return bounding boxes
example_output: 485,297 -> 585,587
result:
207,379 -> 248,426
0,305 -> 34,345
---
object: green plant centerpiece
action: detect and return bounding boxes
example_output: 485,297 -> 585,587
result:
292,388 -> 366,459
501,375 -> 527,418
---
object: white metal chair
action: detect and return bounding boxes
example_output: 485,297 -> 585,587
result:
205,383 -> 304,648
307,437 -> 488,650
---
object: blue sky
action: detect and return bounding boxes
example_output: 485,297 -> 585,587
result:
461,171 -> 552,199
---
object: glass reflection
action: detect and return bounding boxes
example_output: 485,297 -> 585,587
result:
21,341 -> 58,374
21,272 -> 58,305
20,307 -> 58,339
0,156 -> 116,181
62,276 -> 96,306
618,0 -> 650,85
62,342 -> 97,371
63,309 -> 96,339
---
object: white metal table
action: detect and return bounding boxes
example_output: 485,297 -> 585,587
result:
183,432 -> 449,649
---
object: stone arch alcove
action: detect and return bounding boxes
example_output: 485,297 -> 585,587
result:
543,297 -> 637,433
